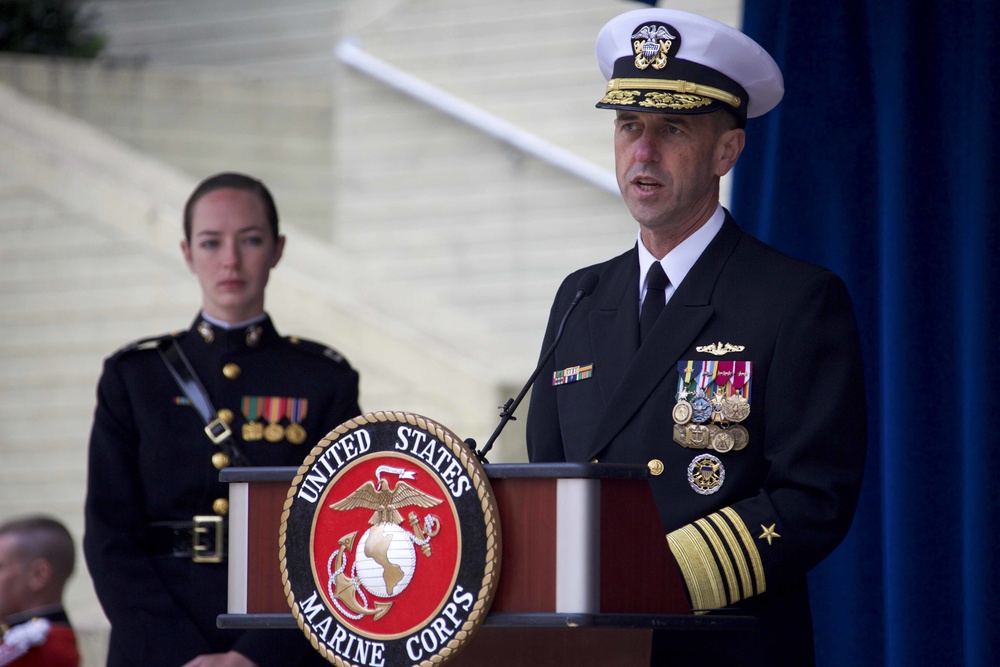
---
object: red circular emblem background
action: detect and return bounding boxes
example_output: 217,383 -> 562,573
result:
310,453 -> 461,638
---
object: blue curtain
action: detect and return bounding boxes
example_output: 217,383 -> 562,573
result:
733,1 -> 999,665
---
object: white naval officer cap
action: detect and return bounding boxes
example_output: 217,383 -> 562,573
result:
595,8 -> 784,126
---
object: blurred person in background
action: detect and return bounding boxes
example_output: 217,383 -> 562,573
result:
0,515 -> 80,667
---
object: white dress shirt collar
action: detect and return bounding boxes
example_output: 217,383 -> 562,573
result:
200,311 -> 268,330
637,204 -> 725,307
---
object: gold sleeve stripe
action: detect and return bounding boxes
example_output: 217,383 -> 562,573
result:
706,513 -> 753,601
666,524 -> 727,610
720,507 -> 766,595
693,518 -> 740,604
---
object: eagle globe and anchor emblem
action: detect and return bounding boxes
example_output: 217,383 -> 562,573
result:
280,411 -> 500,667
326,464 -> 444,621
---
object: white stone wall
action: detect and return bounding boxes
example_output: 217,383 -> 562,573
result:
0,53 -> 339,242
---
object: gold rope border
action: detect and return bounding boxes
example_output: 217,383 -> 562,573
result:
278,411 -> 502,667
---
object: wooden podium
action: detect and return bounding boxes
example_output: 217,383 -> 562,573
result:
219,463 -> 748,665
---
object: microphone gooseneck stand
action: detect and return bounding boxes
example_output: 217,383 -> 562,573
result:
473,272 -> 599,463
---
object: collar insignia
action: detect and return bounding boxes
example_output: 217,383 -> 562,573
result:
245,325 -> 263,347
197,320 -> 215,344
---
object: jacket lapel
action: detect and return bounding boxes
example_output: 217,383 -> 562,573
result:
589,249 -> 640,406
584,216 -> 744,460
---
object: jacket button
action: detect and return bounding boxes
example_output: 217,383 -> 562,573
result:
217,408 -> 234,424
648,459 -> 664,476
212,498 -> 229,516
212,452 -> 230,470
222,363 -> 241,380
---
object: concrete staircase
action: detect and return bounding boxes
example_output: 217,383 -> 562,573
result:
66,0 -> 742,361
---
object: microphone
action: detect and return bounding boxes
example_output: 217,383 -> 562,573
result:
473,272 -> 600,462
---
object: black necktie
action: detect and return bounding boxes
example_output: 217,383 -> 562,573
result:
639,262 -> 668,342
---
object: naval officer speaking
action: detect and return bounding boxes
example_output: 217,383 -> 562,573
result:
526,9 -> 867,666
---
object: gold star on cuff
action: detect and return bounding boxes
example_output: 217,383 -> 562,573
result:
758,524 -> 781,545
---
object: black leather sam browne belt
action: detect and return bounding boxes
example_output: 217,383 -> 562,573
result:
148,517 -> 226,563
154,339 -> 246,563
158,339 -> 250,467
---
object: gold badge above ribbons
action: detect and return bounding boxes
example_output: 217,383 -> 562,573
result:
695,342 -> 746,356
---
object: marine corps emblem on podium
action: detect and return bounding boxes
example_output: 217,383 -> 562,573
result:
280,412 -> 501,667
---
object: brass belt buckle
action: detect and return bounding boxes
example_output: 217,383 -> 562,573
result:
192,515 -> 224,563
204,418 -> 232,445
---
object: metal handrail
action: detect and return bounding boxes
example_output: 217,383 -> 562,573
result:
334,37 -> 620,196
